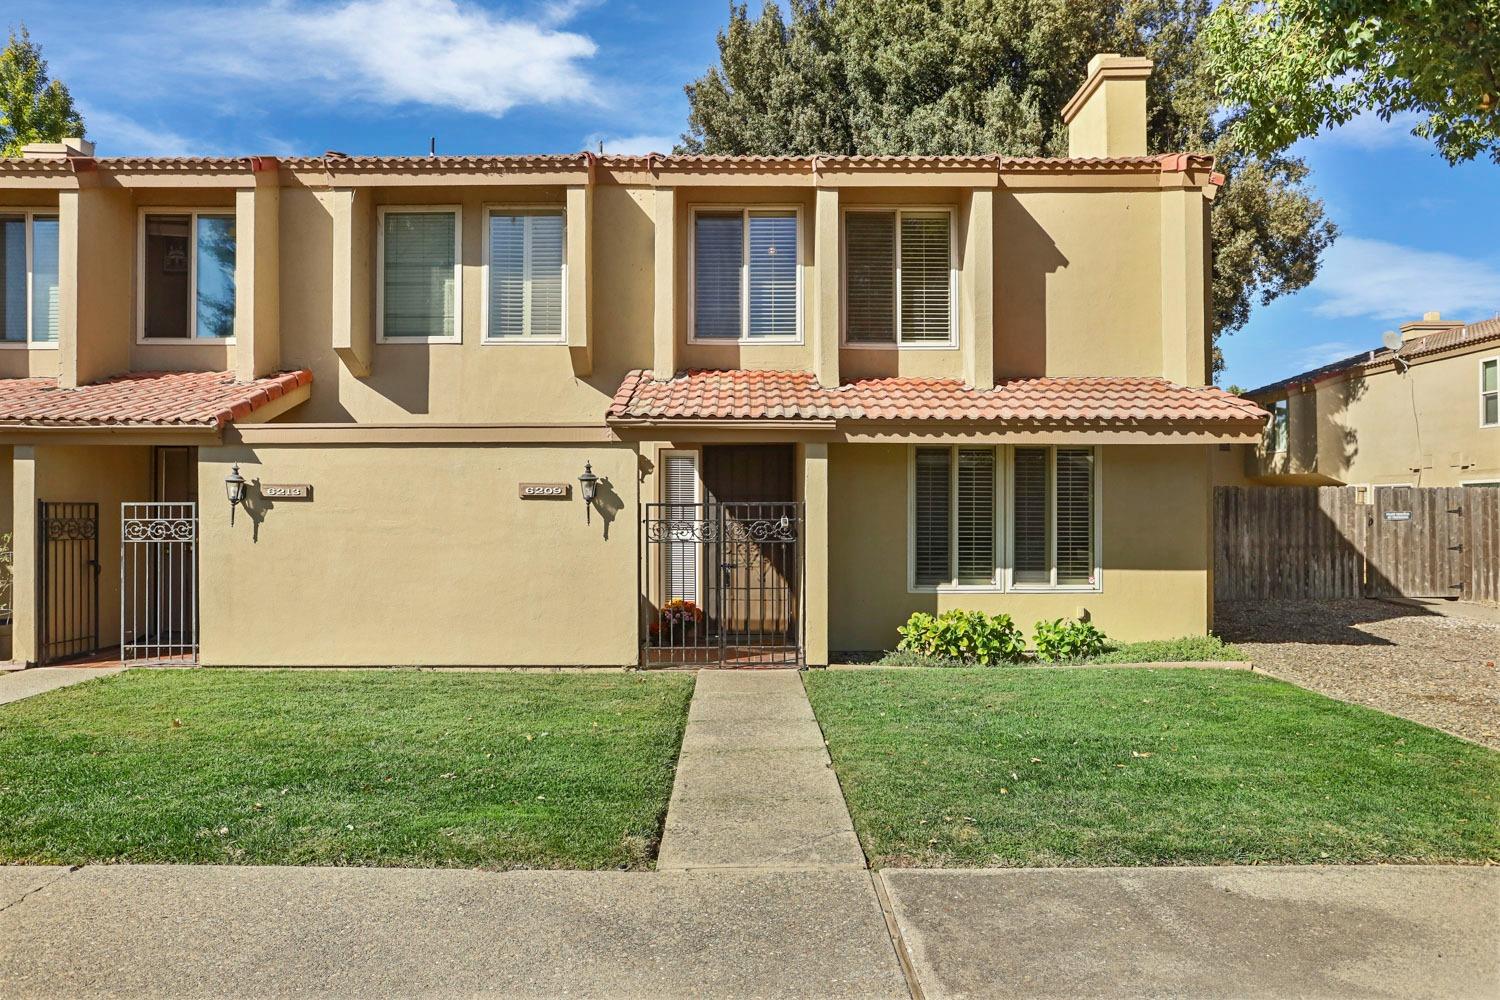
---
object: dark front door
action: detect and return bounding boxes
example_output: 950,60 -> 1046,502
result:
702,446 -> 800,665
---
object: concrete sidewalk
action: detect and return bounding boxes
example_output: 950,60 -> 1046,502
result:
0,863 -> 1493,999
656,669 -> 865,870
0,666 -> 122,705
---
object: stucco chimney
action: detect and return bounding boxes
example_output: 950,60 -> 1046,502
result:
1061,54 -> 1153,158
1399,310 -> 1463,342
18,137 -> 95,160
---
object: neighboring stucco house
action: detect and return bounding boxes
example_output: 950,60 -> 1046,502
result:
0,53 -> 1265,669
1225,312 -> 1500,490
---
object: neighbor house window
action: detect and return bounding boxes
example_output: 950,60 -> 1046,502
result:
1267,399 -> 1289,452
1011,447 -> 1097,589
140,212 -> 236,340
379,206 -> 461,342
1482,359 -> 1498,427
0,212 -> 60,346
692,208 -> 799,341
485,208 -> 564,341
844,209 -> 954,345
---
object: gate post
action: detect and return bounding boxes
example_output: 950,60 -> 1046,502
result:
800,442 -> 829,667
8,447 -> 38,666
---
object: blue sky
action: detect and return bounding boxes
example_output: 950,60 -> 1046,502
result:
16,0 -> 1499,391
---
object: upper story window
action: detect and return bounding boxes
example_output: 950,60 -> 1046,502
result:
0,211 -> 61,347
1266,399 -> 1289,452
484,208 -> 564,342
140,212 -> 236,341
691,208 -> 800,342
910,445 -> 1098,591
378,206 -> 461,343
844,208 -> 955,347
1482,358 -> 1498,427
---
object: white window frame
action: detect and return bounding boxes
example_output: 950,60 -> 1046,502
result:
1267,399 -> 1290,453
905,444 -> 1014,594
659,447 -> 704,607
375,204 -> 463,345
479,203 -> 567,345
687,205 -> 804,345
136,207 -> 239,345
1480,356 -> 1498,428
1005,446 -> 1103,594
0,208 -> 61,350
841,206 -> 959,350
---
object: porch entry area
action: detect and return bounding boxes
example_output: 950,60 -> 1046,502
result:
121,447 -> 200,665
642,445 -> 805,668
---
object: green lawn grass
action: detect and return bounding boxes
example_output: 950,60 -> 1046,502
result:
0,670 -> 694,869
804,668 -> 1499,868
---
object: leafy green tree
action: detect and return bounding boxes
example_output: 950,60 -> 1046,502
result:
0,25 -> 86,158
681,0 -> 1336,375
1205,0 -> 1500,165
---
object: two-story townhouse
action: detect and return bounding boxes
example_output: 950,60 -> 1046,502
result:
1223,311 -> 1500,489
0,53 -> 1266,669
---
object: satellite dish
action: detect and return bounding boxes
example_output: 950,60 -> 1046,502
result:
1381,330 -> 1402,352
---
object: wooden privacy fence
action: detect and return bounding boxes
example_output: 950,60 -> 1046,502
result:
1215,486 -> 1499,605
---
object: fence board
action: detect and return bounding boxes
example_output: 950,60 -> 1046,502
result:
1214,486 -> 1498,605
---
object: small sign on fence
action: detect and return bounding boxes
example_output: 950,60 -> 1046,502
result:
1383,510 -> 1412,522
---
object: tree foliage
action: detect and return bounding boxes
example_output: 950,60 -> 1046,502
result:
1205,0 -> 1500,165
0,25 -> 85,158
680,0 -> 1337,373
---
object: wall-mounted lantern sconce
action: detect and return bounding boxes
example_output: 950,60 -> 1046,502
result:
578,461 -> 599,523
225,464 -> 247,524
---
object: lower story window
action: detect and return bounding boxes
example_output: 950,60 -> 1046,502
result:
911,445 -> 1098,590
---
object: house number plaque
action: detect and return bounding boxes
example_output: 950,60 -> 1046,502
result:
519,483 -> 572,499
262,484 -> 312,500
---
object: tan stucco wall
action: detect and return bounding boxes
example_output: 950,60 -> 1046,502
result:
196,443 -> 640,666
827,442 -> 1213,650
1254,350 -> 1500,487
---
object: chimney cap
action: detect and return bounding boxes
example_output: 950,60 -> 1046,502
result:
19,136 -> 94,160
1061,53 -> 1154,126
1399,310 -> 1463,342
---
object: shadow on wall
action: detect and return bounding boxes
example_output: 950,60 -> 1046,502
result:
592,477 -> 624,541
1321,372 -> 1368,480
995,195 -> 1068,378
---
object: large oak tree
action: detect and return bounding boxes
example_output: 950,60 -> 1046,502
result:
679,0 -> 1336,375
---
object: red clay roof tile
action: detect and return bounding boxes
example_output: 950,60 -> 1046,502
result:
608,369 -> 1267,427
0,370 -> 312,428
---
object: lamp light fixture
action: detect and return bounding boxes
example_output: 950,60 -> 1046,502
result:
578,461 -> 599,523
225,464 -> 247,524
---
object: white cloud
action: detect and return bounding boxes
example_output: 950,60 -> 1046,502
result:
79,105 -> 210,157
1308,237 -> 1500,322
151,0 -> 600,118
1290,341 -> 1364,370
1311,109 -> 1425,151
590,133 -> 677,155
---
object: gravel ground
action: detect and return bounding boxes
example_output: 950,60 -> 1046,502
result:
1216,600 -> 1500,749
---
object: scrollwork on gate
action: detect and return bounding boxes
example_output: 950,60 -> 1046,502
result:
45,517 -> 97,541
123,519 -> 197,542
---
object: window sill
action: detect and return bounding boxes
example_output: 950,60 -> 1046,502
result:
1009,585 -> 1103,595
0,342 -> 59,350
481,337 -> 569,346
908,585 -> 1104,595
376,337 -> 463,345
137,338 -> 237,346
687,337 -> 805,347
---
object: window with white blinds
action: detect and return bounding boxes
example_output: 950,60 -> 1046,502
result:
957,449 -> 996,585
1012,446 -> 1097,589
2,213 -> 60,344
380,208 -> 459,341
844,209 -> 953,345
664,452 -> 700,604
913,448 -> 952,586
487,209 -> 564,341
692,208 -> 800,341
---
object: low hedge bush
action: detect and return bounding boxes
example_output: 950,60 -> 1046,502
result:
1032,618 -> 1109,662
895,610 -> 1027,665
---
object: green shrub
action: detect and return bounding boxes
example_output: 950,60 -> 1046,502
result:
1090,634 -> 1244,663
895,610 -> 1027,665
1032,618 -> 1109,662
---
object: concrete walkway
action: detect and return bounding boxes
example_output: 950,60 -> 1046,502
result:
0,864 -> 1492,999
0,666 -> 121,705
657,669 -> 865,870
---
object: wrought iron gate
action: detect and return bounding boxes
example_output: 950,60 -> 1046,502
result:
642,501 -> 804,668
121,502 -> 199,665
36,502 -> 100,665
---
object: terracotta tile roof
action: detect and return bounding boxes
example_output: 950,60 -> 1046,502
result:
1244,315 -> 1500,397
0,370 -> 312,428
608,370 -> 1266,427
